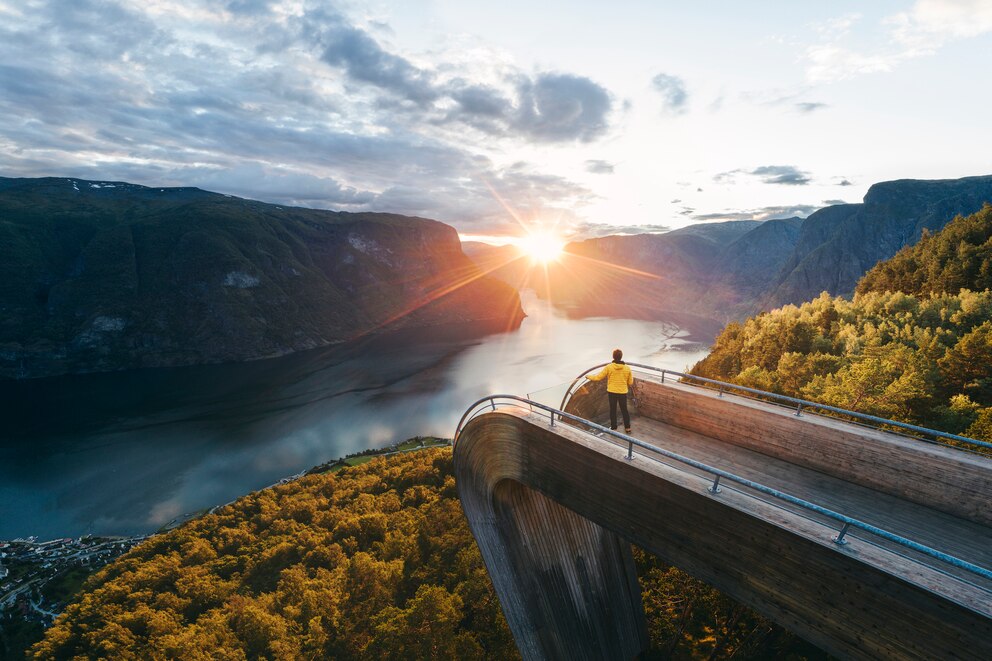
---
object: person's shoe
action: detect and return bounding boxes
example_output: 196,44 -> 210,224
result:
625,427 -> 632,434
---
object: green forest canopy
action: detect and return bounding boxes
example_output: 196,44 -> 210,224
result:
692,205 -> 992,443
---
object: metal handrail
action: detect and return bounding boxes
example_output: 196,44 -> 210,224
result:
454,394 -> 992,584
560,363 -> 992,452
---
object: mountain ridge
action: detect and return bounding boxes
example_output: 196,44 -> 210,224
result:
0,177 -> 524,379
476,174 -> 992,327
766,175 -> 992,307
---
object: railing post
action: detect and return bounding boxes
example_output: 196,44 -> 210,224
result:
490,397 -> 496,411
795,403 -> 803,417
549,410 -> 555,427
708,475 -> 722,494
661,370 -> 665,384
625,440 -> 634,461
718,386 -> 724,398
834,522 -> 851,546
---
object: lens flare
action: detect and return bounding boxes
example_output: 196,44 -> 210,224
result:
519,231 -> 565,264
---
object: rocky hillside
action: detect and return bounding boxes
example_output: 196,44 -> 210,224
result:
472,175 -> 992,326
856,203 -> 992,297
465,221 -> 763,341
765,175 -> 992,308
0,177 -> 524,378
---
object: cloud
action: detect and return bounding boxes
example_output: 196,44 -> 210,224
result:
805,45 -> 908,83
805,2 -> 992,83
714,165 -> 812,186
692,204 -> 821,222
318,15 -> 439,106
750,165 -> 811,185
174,164 -> 378,208
822,199 -> 849,205
0,0 -> 611,234
306,12 -> 613,142
568,222 -> 671,239
890,0 -> 992,44
741,88 -> 827,116
510,73 -> 613,142
814,13 -> 863,38
836,178 -> 854,186
448,74 -> 613,143
225,0 -> 275,16
650,73 -> 688,114
585,160 -> 615,174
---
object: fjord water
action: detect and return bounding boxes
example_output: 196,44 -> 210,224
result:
0,292 -> 709,539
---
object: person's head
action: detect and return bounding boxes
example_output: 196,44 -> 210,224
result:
612,348 -> 623,363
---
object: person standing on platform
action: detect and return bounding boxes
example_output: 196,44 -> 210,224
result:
586,348 -> 634,434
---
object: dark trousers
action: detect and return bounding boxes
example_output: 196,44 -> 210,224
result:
608,392 -> 630,430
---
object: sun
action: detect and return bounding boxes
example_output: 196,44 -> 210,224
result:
518,231 -> 565,264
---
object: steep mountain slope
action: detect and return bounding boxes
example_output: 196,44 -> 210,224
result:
471,175 -> 992,328
856,203 -> 992,297
0,177 -> 524,378
545,221 -> 761,338
699,217 -> 804,317
691,204 -> 992,445
765,175 -> 992,307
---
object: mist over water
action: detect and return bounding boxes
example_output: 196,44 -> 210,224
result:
0,291 -> 709,539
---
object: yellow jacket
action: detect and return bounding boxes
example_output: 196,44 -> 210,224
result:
587,362 -> 633,394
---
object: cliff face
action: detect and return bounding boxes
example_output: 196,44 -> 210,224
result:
0,177 -> 524,378
766,175 -> 992,307
521,220 -> 770,334
486,175 -> 992,327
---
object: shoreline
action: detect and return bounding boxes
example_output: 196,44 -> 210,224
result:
2,435 -> 453,546
0,435 -> 453,646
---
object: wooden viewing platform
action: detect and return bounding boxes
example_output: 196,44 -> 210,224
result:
454,367 -> 992,661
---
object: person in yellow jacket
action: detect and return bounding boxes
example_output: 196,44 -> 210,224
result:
586,348 -> 634,433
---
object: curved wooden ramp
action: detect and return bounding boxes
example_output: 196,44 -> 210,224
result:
454,374 -> 992,661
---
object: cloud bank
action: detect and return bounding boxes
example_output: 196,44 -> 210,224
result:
692,204 -> 821,222
805,1 -> 992,83
0,0 -> 616,231
714,165 -> 812,186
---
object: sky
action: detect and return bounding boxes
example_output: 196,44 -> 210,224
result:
2,0 -> 992,241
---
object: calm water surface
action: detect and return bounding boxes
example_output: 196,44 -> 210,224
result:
0,292 -> 709,539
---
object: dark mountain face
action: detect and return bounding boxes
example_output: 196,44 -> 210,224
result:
467,175 -> 992,329
766,175 -> 992,307
538,221 -> 763,339
0,177 -> 524,378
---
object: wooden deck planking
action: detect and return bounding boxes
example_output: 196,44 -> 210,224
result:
629,378 -> 992,527
577,401 -> 992,592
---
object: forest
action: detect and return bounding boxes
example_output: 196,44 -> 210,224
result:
30,449 -> 820,659
692,205 -> 992,445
